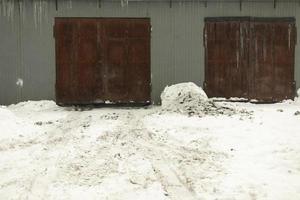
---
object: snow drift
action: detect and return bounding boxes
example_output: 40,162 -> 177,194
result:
160,82 -> 251,117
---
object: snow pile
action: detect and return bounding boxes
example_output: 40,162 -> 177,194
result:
160,82 -> 251,117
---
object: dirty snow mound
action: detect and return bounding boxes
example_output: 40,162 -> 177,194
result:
161,82 -> 251,117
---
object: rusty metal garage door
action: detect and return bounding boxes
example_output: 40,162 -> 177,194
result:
54,18 -> 151,105
204,17 -> 250,99
204,17 -> 296,102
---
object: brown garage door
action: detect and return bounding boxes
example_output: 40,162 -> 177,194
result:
204,17 -> 250,99
204,17 -> 296,102
54,18 -> 151,105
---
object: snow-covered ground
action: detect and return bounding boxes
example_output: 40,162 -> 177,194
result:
1,96 -> 300,199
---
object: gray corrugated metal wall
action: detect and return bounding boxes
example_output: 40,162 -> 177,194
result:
1,0 -> 300,105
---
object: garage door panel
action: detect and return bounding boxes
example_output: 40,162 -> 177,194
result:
106,72 -> 127,101
56,63 -> 75,102
227,23 -> 240,39
215,23 -> 227,39
273,22 -> 295,100
78,20 -> 98,63
128,20 -> 150,38
252,20 -> 296,101
105,39 -> 128,101
55,18 -> 151,105
252,22 -> 274,101
127,73 -> 150,102
205,23 -> 215,41
128,84 -> 151,102
205,19 -> 248,99
107,40 -> 126,65
55,20 -> 77,104
207,41 -> 218,61
56,22 -> 75,64
205,17 -> 295,102
207,42 -> 238,62
128,39 -> 150,64
274,45 -> 293,64
104,20 -> 127,38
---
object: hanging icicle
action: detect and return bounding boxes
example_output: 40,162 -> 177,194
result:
33,0 -> 38,28
33,0 -> 48,30
121,0 -> 128,8
68,0 -> 72,9
0,0 -> 16,22
18,0 -> 26,24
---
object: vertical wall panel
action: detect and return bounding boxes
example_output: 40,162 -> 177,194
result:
19,1 -> 55,102
0,7 -> 19,104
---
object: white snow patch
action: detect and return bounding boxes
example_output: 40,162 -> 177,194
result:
0,99 -> 300,199
0,107 -> 37,141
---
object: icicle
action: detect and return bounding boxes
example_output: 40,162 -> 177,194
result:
2,0 -> 7,18
33,0 -> 42,30
43,0 -> 48,23
67,0 -> 72,9
19,0 -> 26,24
121,0 -> 128,7
9,0 -> 14,22
1,0 -> 5,17
39,0 -> 42,28
33,0 -> 37,28
2,0 -> 14,21
33,0 -> 48,31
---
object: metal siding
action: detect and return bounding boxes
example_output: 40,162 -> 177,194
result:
0,7 -> 19,105
17,1 -> 55,102
0,1 -> 300,105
